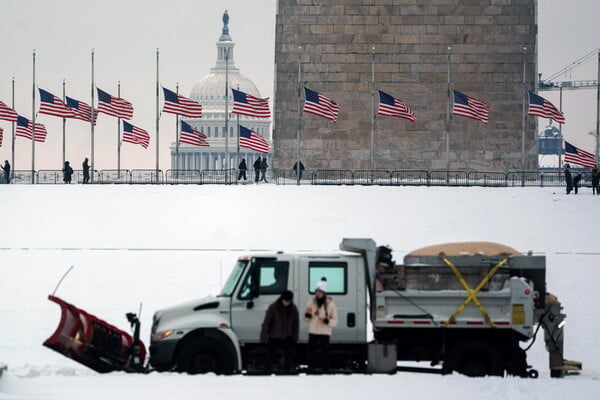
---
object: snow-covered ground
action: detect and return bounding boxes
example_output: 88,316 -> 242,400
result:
0,184 -> 598,399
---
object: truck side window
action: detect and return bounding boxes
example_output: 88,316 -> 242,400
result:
308,262 -> 347,294
238,261 -> 290,299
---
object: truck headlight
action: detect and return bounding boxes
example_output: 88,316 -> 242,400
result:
152,330 -> 173,342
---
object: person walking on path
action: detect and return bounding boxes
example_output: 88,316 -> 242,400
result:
260,157 -> 269,183
1,160 -> 10,184
293,160 -> 305,181
564,164 -> 573,195
304,279 -> 338,374
237,158 -> 247,181
253,157 -> 261,183
591,166 -> 599,195
260,290 -> 299,374
573,173 -> 582,195
82,157 -> 90,184
62,161 -> 73,184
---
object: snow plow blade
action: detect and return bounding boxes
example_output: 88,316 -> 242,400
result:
43,295 -> 146,373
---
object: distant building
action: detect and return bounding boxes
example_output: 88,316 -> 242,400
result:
170,11 -> 271,171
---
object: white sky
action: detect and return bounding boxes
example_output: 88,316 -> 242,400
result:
0,0 -> 598,171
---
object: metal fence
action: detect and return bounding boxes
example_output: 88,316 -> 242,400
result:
2,168 -> 593,188
200,169 -> 237,184
312,169 -> 354,185
391,170 -> 429,186
273,169 -> 313,185
37,170 -> 99,184
99,170 -> 132,184
165,169 -> 202,184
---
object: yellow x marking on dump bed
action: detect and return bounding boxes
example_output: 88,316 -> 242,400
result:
441,257 -> 509,328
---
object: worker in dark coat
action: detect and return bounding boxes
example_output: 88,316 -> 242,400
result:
237,158 -> 247,181
82,157 -> 90,184
253,157 -> 261,183
63,161 -> 73,184
293,160 -> 305,181
564,164 -> 573,194
1,160 -> 10,184
591,166 -> 599,195
573,173 -> 582,195
259,157 -> 269,183
260,290 -> 299,373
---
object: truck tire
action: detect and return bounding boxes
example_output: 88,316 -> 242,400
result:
176,336 -> 235,375
444,341 -> 504,377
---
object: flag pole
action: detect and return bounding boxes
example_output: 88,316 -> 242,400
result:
118,81 -> 121,174
236,84 -> 240,179
521,46 -> 527,172
370,46 -> 375,170
11,77 -> 15,171
62,79 -> 66,167
296,46 -> 302,185
596,49 -> 600,165
91,49 -> 95,182
225,47 -> 229,172
156,48 -> 160,175
175,82 -> 180,170
31,49 -> 36,184
446,46 -> 451,171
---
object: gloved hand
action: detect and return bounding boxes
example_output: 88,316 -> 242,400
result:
305,313 -> 312,319
323,318 -> 329,325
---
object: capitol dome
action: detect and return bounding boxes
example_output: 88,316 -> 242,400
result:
170,10 -> 271,172
190,73 -> 262,110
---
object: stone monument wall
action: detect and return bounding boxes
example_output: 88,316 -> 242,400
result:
273,0 -> 537,171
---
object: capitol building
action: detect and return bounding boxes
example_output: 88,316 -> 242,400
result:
170,11 -> 271,171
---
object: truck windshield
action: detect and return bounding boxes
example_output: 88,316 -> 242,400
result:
218,259 -> 248,297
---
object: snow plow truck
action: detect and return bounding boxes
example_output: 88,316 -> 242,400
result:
44,238 -> 581,378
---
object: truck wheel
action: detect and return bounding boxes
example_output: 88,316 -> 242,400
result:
176,337 -> 234,375
444,341 -> 504,377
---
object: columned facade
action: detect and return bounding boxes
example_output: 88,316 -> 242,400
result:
170,11 -> 272,172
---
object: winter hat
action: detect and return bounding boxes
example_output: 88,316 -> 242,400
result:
315,279 -> 328,293
281,290 -> 293,301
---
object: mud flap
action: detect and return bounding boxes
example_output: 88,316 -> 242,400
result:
43,295 -> 146,373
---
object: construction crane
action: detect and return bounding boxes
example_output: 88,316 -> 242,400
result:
537,48 -> 600,167
538,47 -> 599,91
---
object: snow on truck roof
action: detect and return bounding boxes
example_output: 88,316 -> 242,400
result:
407,242 -> 522,257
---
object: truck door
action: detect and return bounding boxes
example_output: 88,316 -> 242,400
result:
298,257 -> 366,343
230,257 -> 292,344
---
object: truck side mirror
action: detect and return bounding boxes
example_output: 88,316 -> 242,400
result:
248,262 -> 261,299
246,300 -> 254,309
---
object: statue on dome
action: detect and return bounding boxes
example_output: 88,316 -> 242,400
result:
222,10 -> 229,36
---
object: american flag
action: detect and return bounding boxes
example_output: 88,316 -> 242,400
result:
162,87 -> 202,118
122,121 -> 149,149
565,141 -> 596,168
38,88 -> 75,118
0,100 -> 18,122
231,88 -> 270,118
303,87 -> 339,122
180,121 -> 209,147
377,90 -> 416,123
16,116 -> 47,142
0,127 -> 3,147
66,96 -> 97,124
528,91 -> 565,124
452,90 -> 489,123
97,88 -> 134,120
239,125 -> 269,154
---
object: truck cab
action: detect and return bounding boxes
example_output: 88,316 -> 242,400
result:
149,252 -> 368,374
